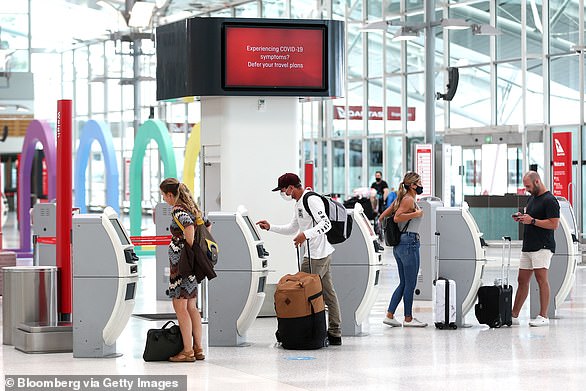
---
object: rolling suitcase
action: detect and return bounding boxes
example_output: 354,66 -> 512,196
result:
475,236 -> 514,328
274,244 -> 328,349
433,232 -> 457,330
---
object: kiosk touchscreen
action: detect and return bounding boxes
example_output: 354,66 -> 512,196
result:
331,202 -> 383,336
207,206 -> 270,346
530,197 -> 579,319
72,207 -> 139,357
436,204 -> 487,327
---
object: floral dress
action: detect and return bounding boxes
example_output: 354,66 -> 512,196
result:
167,207 -> 199,299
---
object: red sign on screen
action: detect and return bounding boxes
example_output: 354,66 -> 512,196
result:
552,132 -> 572,204
224,26 -> 325,89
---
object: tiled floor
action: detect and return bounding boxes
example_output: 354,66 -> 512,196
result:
1,212 -> 586,390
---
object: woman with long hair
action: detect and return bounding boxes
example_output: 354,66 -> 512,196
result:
378,172 -> 428,327
159,178 -> 205,362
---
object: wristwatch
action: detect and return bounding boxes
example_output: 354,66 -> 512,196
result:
531,218 -> 536,225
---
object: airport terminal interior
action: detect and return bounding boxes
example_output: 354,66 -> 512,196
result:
2,0 -> 586,390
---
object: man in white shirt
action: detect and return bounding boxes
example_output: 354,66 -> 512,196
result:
257,173 -> 342,345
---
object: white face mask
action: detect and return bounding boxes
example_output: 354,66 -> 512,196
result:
280,191 -> 293,201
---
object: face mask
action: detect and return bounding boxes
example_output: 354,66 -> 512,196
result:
375,178 -> 381,182
280,191 -> 293,201
415,186 -> 424,195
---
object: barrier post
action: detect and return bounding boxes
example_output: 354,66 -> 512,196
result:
57,100 -> 73,318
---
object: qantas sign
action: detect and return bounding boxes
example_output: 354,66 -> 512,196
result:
333,105 -> 416,121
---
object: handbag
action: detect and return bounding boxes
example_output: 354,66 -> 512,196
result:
142,320 -> 184,362
173,211 -> 219,266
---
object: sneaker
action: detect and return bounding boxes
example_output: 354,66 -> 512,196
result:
383,317 -> 402,327
403,318 -> 428,327
528,315 -> 549,327
327,333 -> 342,346
511,317 -> 520,326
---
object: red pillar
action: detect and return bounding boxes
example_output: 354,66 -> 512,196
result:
304,160 -> 314,190
57,100 -> 72,316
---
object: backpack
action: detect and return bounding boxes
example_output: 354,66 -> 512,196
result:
383,213 -> 409,246
302,191 -> 353,244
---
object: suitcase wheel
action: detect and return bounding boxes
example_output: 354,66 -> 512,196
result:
450,324 -> 457,330
435,323 -> 445,330
490,320 -> 502,328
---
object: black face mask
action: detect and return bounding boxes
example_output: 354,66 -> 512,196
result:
415,186 -> 424,195
375,178 -> 381,182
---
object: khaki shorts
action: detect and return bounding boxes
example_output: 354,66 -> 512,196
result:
519,249 -> 553,270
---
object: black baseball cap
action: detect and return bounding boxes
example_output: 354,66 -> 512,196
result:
272,173 -> 301,192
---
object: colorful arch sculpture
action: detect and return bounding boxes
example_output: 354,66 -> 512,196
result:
182,123 -> 200,193
129,119 -> 177,238
74,120 -> 120,214
18,120 -> 57,253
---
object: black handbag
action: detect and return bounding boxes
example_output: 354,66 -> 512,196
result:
142,321 -> 184,362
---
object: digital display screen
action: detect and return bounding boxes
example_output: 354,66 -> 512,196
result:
110,218 -> 130,245
243,215 -> 261,241
224,24 -> 326,89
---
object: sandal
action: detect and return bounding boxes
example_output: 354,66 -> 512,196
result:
194,347 -> 205,361
169,350 -> 195,362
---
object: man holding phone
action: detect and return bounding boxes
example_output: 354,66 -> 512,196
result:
511,171 -> 560,327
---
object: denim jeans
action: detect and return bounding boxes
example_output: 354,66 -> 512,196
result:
388,232 -> 420,317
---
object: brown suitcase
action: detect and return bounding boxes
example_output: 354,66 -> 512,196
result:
275,272 -> 325,318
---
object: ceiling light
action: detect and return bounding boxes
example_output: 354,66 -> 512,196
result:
392,27 -> 420,41
471,24 -> 501,36
128,1 -> 155,28
361,21 -> 389,31
440,18 -> 470,30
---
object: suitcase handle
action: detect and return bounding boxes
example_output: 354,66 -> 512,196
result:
434,232 -> 440,282
297,239 -> 312,274
501,236 -> 512,287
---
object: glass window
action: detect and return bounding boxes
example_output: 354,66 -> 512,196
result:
550,55 -> 580,125
368,0 -> 382,19
368,138 -> 383,182
332,140 -> 345,196
348,25 -> 364,77
235,2 -> 258,17
385,75 -> 402,133
349,139 -> 362,193
549,1 -> 578,55
347,81 -> 364,137
367,31 -> 383,78
368,81 -> 384,135
527,59 -> 544,124
386,135 -> 403,189
262,0 -> 286,18
497,2 -> 521,60
406,73 -> 425,136
449,66 -> 491,128
321,140 -> 328,193
496,61 -> 522,125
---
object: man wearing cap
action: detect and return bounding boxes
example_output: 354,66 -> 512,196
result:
257,173 -> 342,346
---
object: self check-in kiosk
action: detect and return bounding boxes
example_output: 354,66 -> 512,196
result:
530,197 -> 579,319
415,197 -> 444,300
154,202 -> 173,301
331,203 -> 383,336
72,207 -> 139,357
207,206 -> 269,346
436,204 -> 487,327
32,203 -> 57,267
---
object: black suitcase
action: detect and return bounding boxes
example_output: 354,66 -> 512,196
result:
475,236 -> 513,328
275,244 -> 329,350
